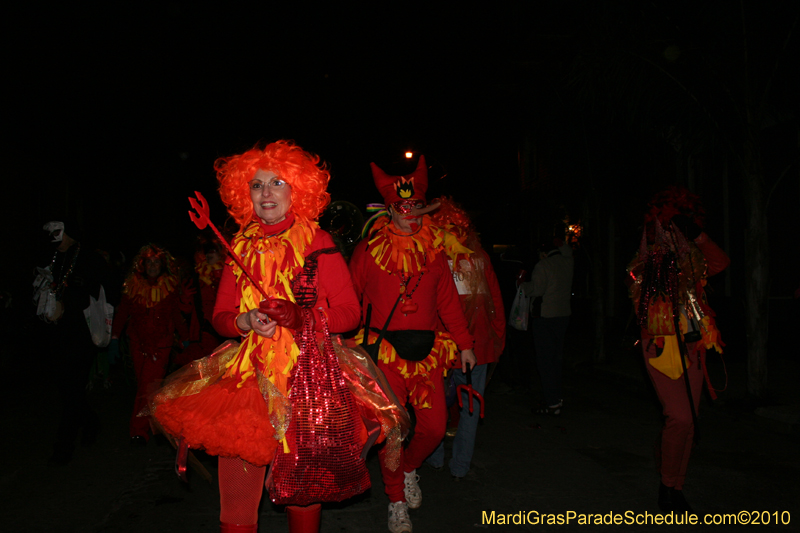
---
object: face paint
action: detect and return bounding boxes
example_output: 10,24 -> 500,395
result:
43,221 -> 65,243
391,200 -> 425,215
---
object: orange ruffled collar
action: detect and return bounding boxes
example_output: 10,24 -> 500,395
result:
195,259 -> 223,286
123,273 -> 179,308
366,216 -> 471,275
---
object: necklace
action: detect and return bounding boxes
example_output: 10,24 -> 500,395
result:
50,243 -> 81,299
398,270 -> 424,315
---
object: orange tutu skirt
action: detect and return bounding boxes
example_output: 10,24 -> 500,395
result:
155,376 -> 278,466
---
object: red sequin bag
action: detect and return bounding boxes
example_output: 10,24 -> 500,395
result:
266,310 -> 371,505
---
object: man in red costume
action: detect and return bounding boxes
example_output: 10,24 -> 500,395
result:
349,157 -> 477,533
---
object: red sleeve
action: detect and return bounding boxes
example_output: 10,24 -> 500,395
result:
312,232 -> 361,333
695,233 -> 730,277
212,264 -> 243,338
434,252 -> 474,351
483,250 -> 507,355
111,295 -> 131,338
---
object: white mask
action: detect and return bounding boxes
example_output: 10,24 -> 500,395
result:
44,221 -> 65,243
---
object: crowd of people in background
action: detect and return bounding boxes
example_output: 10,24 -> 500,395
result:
29,141 -> 729,533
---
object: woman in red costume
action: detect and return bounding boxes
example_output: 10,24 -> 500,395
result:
151,140 -> 364,533
627,186 -> 729,513
110,244 -> 189,445
427,196 -> 506,479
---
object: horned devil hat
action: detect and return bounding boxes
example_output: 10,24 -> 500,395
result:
371,156 -> 429,204
370,155 -> 441,216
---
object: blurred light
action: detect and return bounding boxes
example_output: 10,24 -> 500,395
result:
405,152 -> 413,159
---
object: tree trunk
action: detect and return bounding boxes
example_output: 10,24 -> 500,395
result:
742,141 -> 770,398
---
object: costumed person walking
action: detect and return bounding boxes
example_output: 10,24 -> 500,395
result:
148,140 -> 399,533
520,236 -> 574,416
349,157 -> 477,533
627,186 -> 729,513
109,244 -> 190,445
173,236 -> 228,367
33,219 -> 113,465
425,196 -> 506,479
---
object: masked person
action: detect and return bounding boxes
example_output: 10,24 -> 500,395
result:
109,244 -> 190,445
34,220 -> 113,465
627,186 -> 729,513
426,196 -> 506,479
349,157 -> 477,533
148,140 -> 378,533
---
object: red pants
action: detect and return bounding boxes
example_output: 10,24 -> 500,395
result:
378,363 -> 446,502
130,339 -> 170,439
641,333 -> 703,490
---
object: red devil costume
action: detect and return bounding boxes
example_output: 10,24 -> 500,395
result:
146,141 -> 408,533
349,156 -> 476,533
172,239 -> 227,367
110,244 -> 189,443
627,186 -> 729,513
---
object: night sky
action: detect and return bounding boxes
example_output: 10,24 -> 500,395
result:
8,3 -> 564,255
5,1 -> 798,305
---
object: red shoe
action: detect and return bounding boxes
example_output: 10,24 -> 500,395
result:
287,504 -> 321,533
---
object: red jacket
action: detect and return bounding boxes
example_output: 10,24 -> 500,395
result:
441,248 -> 506,365
112,290 -> 188,352
213,229 -> 361,338
349,237 -> 474,351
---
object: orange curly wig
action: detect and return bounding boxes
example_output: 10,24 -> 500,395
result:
131,243 -> 177,278
430,196 -> 475,235
215,140 -> 331,228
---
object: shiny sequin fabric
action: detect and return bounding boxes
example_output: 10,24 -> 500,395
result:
267,310 -> 371,505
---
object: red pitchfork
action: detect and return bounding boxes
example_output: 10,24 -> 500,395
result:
457,363 -> 485,418
188,191 -> 271,304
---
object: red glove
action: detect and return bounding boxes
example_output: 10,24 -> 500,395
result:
259,299 -> 305,331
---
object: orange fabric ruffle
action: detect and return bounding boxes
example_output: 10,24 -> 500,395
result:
195,259 -> 223,286
123,273 -> 179,308
365,216 -> 470,276
156,375 -> 278,466
222,217 -> 316,392
354,329 -> 459,409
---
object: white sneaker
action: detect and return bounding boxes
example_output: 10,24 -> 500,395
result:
403,469 -> 422,509
388,501 -> 412,533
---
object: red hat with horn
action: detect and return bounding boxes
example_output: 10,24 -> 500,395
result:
371,155 -> 428,204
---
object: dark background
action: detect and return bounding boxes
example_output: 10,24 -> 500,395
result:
4,1 -> 799,361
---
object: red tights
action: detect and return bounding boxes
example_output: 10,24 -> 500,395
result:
218,456 -> 322,532
642,334 -> 704,490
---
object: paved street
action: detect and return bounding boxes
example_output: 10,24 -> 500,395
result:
2,322 -> 798,533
